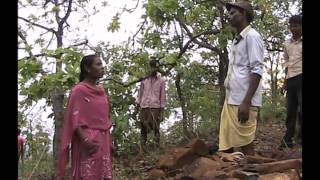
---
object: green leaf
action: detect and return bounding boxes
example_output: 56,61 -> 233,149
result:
164,53 -> 177,64
52,6 -> 60,12
107,14 -> 121,33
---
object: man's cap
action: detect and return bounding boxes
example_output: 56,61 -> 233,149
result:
226,0 -> 254,19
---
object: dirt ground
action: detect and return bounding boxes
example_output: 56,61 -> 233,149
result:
19,120 -> 302,180
112,119 -> 302,179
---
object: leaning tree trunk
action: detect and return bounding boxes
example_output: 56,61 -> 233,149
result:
216,5 -> 229,134
175,72 -> 189,138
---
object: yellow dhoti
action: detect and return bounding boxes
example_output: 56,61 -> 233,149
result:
219,101 -> 258,151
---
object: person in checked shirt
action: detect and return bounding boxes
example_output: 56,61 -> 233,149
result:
136,57 -> 166,152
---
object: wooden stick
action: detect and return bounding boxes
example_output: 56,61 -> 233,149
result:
245,155 -> 277,164
230,170 -> 259,179
242,158 -> 302,174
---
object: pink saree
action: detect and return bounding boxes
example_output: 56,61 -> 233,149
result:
57,82 -> 112,180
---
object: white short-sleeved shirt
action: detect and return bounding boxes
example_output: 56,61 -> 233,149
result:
224,25 -> 264,107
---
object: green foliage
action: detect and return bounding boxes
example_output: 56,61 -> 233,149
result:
18,2 -> 302,175
146,0 -> 178,27
142,30 -> 162,49
19,48 -> 83,107
107,13 -> 121,33
52,6 -> 60,13
165,61 -> 221,135
18,59 -> 42,80
216,25 -> 233,49
260,90 -> 287,121
18,110 -> 27,127
18,153 -> 54,180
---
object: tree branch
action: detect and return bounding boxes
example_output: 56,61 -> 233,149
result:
39,30 -> 53,37
132,17 -> 147,46
173,21 -> 183,51
57,0 -> 68,6
67,40 -> 89,48
59,0 -> 73,27
43,0 -> 54,8
18,16 -> 56,33
20,40 -> 89,60
45,32 -> 55,49
20,53 -> 57,60
162,29 -> 222,76
98,75 -> 152,87
18,31 -> 34,58
175,16 -> 221,53
54,0 -> 61,23
122,0 -> 140,13
178,39 -> 192,59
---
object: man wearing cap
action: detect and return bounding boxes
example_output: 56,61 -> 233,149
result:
136,57 -> 166,152
280,15 -> 302,148
218,0 -> 264,155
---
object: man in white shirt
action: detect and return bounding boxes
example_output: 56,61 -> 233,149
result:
218,0 -> 264,155
280,15 -> 302,148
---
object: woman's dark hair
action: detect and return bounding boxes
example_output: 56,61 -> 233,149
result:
79,54 -> 97,82
289,15 -> 302,25
18,128 -> 21,135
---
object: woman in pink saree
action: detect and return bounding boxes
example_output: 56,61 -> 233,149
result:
57,54 -> 112,180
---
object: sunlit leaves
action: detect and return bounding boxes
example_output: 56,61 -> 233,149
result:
35,38 -> 45,47
141,30 -> 162,48
107,13 -> 121,33
19,48 -> 83,109
18,59 -> 42,79
146,0 -> 179,27
52,6 -> 60,13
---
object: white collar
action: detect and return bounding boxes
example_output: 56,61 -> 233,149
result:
239,25 -> 251,38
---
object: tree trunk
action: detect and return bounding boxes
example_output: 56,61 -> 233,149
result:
53,23 -> 65,170
52,89 -> 65,170
175,72 -> 189,137
216,50 -> 228,133
216,6 -> 229,133
275,53 -> 280,95
270,56 -> 276,106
